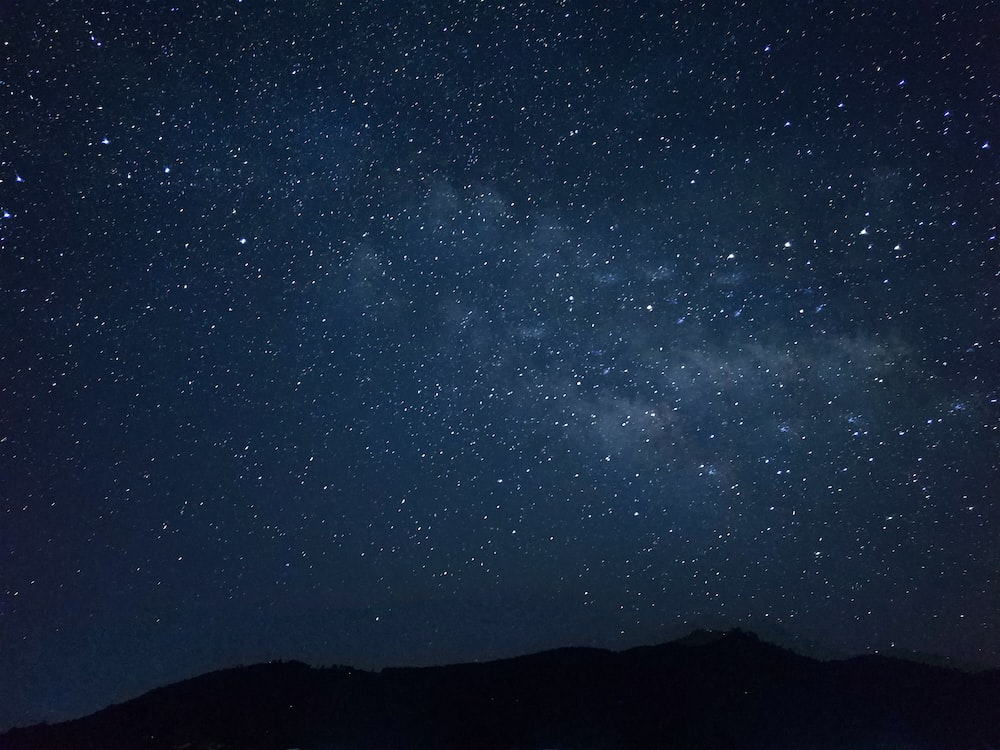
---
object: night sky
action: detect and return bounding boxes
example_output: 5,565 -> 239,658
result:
2,0 -> 998,731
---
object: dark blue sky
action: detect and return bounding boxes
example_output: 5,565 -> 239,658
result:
2,0 -> 998,731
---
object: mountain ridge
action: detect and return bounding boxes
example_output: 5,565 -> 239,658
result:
3,628 -> 998,750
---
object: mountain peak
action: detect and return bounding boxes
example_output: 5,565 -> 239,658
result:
2,630 -> 996,750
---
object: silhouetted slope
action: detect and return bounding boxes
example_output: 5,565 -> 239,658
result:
2,629 -> 997,750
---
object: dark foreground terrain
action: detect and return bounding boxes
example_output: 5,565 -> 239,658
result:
3,629 -> 998,750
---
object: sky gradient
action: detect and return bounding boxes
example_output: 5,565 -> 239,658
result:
2,0 -> 998,731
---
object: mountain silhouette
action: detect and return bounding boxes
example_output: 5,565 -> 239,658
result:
2,628 -> 997,749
